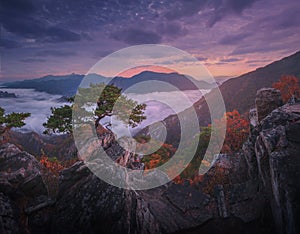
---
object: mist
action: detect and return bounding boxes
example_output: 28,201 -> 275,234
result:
0,88 -> 69,134
0,88 -> 208,135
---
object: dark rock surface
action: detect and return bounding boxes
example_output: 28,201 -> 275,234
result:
0,93 -> 299,233
255,88 -> 283,122
0,143 -> 48,233
54,161 -> 213,234
0,143 -> 47,198
0,192 -> 20,234
254,104 -> 300,234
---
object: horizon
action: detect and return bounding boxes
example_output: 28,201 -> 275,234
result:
1,0 -> 300,81
1,50 -> 299,84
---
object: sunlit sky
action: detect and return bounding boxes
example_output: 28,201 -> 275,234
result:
1,0 -> 299,81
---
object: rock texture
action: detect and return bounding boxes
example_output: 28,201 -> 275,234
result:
54,161 -> 213,234
254,104 -> 300,234
0,143 -> 48,233
0,143 -> 47,198
255,88 -> 283,122
0,90 -> 299,234
0,192 -> 20,234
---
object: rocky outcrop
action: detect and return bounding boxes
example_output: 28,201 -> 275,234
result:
254,104 -> 300,234
4,130 -> 78,161
54,161 -> 213,234
0,143 -> 47,198
0,143 -> 49,233
0,90 -> 299,234
0,192 -> 20,234
255,88 -> 283,122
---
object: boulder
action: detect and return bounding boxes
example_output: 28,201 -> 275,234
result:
255,88 -> 283,122
0,192 -> 20,233
253,104 -> 300,234
0,143 -> 47,198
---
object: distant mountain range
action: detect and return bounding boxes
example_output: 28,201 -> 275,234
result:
2,71 -> 216,96
138,50 -> 300,144
2,73 -> 84,96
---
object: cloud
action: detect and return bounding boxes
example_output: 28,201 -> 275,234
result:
2,18 -> 81,43
157,22 -> 188,39
35,50 -> 77,57
20,58 -> 46,63
0,39 -> 20,49
246,59 -> 271,64
1,0 -> 81,44
111,28 -> 162,45
225,3 -> 300,55
0,88 -> 69,134
165,1 -> 206,20
220,58 -> 242,62
165,0 -> 259,27
231,44 -> 284,55
219,33 -> 251,45
267,6 -> 300,30
93,50 -> 115,59
194,56 -> 208,61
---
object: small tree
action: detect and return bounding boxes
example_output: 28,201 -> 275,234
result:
43,105 -> 72,134
43,84 -> 147,134
0,107 -> 30,133
91,84 -> 146,128
272,75 -> 300,102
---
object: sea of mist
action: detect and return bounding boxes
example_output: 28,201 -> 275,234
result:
0,88 -> 208,135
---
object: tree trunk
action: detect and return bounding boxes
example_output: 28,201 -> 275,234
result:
95,116 -> 101,128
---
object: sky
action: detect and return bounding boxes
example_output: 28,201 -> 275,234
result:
0,0 -> 299,81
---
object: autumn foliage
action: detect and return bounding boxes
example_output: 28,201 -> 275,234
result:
272,75 -> 300,102
39,155 -> 77,196
218,110 -> 250,153
140,110 -> 249,185
142,143 -> 176,170
40,156 -> 65,176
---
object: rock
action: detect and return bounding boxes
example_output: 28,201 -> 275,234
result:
54,162 -> 213,233
0,143 -> 47,198
249,108 -> 258,128
0,193 -> 20,234
255,88 -> 283,122
0,93 -> 299,234
252,103 -> 300,234
26,195 -> 55,234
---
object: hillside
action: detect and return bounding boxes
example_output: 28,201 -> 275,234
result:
166,50 -> 300,127
3,74 -> 84,96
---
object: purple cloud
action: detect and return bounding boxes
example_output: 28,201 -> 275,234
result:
111,28 -> 162,45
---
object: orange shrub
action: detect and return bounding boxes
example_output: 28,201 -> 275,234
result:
272,75 -> 300,102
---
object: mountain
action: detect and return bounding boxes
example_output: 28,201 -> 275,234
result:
108,71 -> 215,93
3,74 -> 84,96
0,90 -> 16,98
2,71 -> 215,96
138,50 -> 300,143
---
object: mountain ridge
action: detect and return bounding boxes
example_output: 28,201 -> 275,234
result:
2,71 -> 215,96
138,50 -> 300,144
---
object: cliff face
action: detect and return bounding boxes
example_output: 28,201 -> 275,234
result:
251,104 -> 300,234
0,90 -> 299,234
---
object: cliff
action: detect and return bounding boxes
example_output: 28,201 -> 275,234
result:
0,90 -> 299,233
